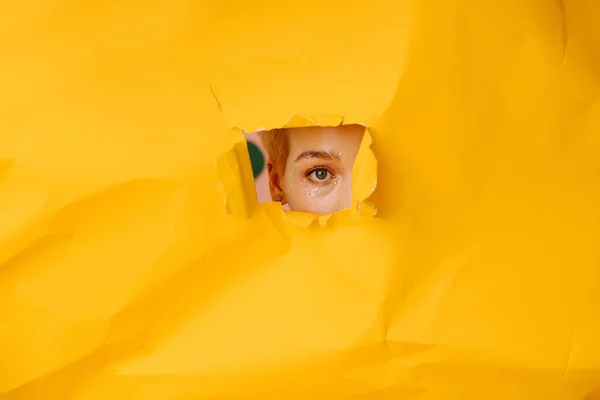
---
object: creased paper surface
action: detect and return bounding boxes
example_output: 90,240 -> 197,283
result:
1,0 -> 599,399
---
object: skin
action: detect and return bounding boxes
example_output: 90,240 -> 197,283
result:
267,124 -> 365,215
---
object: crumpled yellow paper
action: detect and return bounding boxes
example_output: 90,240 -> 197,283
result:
1,0 -> 599,399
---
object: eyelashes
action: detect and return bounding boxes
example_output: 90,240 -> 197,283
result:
305,166 -> 336,185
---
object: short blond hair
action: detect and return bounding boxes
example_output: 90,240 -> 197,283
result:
259,128 -> 289,173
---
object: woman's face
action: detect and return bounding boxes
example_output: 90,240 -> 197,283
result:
268,124 -> 365,215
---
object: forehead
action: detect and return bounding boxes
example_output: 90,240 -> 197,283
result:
286,125 -> 365,154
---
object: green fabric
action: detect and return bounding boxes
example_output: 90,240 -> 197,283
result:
247,141 -> 265,179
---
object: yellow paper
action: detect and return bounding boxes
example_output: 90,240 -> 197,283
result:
1,0 -> 599,399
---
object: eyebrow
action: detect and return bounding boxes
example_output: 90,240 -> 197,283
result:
294,150 -> 340,163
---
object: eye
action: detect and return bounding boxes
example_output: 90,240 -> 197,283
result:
313,168 -> 329,180
307,167 -> 334,183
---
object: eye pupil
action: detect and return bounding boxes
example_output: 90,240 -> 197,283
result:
315,169 -> 328,180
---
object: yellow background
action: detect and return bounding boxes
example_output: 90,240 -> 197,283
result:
1,0 -> 599,399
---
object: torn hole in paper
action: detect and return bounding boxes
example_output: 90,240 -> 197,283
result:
216,116 -> 378,225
